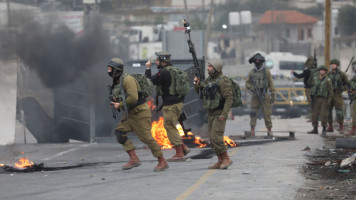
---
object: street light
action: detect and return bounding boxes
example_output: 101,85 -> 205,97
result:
222,24 -> 228,29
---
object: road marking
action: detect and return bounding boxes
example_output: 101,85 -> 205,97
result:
42,144 -> 90,161
175,147 -> 240,200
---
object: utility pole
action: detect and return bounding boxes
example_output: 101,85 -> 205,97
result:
325,0 -> 331,70
204,0 -> 214,59
7,0 -> 11,28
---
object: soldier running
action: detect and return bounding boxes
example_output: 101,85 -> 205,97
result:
107,58 -> 169,172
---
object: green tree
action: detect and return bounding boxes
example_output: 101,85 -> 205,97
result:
338,5 -> 356,36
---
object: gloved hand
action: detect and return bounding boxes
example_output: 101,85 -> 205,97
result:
270,94 -> 275,104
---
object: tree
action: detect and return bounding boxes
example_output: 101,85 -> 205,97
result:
338,5 -> 356,36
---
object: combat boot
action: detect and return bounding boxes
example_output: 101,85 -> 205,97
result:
326,121 -> 334,132
167,145 -> 186,162
339,122 -> 344,133
322,126 -> 327,135
154,156 -> 169,172
251,126 -> 255,137
307,127 -> 318,134
267,127 -> 273,138
122,150 -> 142,170
208,154 -> 222,169
220,151 -> 233,169
181,143 -> 190,156
347,126 -> 356,136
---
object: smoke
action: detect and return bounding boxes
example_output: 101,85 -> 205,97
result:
15,12 -> 113,88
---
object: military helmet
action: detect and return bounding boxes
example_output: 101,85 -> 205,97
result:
248,51 -> 265,64
305,56 -> 315,68
330,59 -> 340,66
107,58 -> 124,71
208,58 -> 223,73
318,65 -> 328,71
155,51 -> 171,63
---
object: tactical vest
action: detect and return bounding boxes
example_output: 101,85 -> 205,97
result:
306,67 -> 318,87
202,76 -> 223,110
350,75 -> 356,90
112,73 -> 142,110
202,75 -> 242,109
328,70 -> 344,91
249,68 -> 268,96
311,76 -> 329,98
156,65 -> 190,98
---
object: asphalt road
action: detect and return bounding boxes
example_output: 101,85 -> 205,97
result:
0,116 -> 326,200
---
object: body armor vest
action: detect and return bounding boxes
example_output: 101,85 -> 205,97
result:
328,70 -> 344,91
311,76 -> 329,98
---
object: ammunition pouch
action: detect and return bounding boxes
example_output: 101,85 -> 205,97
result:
202,83 -> 221,109
115,130 -> 128,144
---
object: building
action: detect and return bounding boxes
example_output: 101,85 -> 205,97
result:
258,10 -> 319,55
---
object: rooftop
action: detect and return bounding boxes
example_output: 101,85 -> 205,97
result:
259,10 -> 319,25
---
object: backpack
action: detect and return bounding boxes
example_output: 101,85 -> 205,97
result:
129,73 -> 154,98
165,66 -> 190,98
216,76 -> 242,108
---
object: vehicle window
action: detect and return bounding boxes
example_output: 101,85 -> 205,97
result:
279,61 -> 304,70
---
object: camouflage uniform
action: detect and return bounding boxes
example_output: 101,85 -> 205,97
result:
245,66 -> 275,131
308,66 -> 333,134
195,58 -> 233,169
326,59 -> 348,132
108,58 -> 168,172
113,74 -> 162,157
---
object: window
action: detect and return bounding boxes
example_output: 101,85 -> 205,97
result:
299,29 -> 304,40
308,28 -> 312,38
279,61 -> 304,70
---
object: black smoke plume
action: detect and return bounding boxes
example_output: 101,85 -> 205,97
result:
15,13 -> 113,88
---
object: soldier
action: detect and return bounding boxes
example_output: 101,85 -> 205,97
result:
307,66 -> 333,135
348,61 -> 356,136
194,58 -> 233,169
291,56 -> 317,109
326,59 -> 348,133
245,52 -> 275,136
107,58 -> 169,172
145,51 -> 190,162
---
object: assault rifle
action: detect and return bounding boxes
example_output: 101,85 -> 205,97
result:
313,49 -> 318,68
250,76 -> 266,117
107,85 -> 120,123
345,56 -> 354,73
182,19 -> 205,98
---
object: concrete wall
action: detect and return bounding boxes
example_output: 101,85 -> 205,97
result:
0,60 -> 17,145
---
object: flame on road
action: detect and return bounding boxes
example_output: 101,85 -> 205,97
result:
224,136 -> 237,147
176,124 -> 207,148
0,152 -> 34,169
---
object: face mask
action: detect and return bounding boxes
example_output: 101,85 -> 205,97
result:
108,71 -> 113,77
254,61 -> 263,69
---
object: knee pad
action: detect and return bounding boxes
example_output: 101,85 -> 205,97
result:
115,130 -> 128,144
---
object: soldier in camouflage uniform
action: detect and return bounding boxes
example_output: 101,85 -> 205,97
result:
245,52 -> 275,137
307,66 -> 333,135
326,59 -> 348,133
108,58 -> 169,172
194,58 -> 233,169
348,62 -> 356,136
